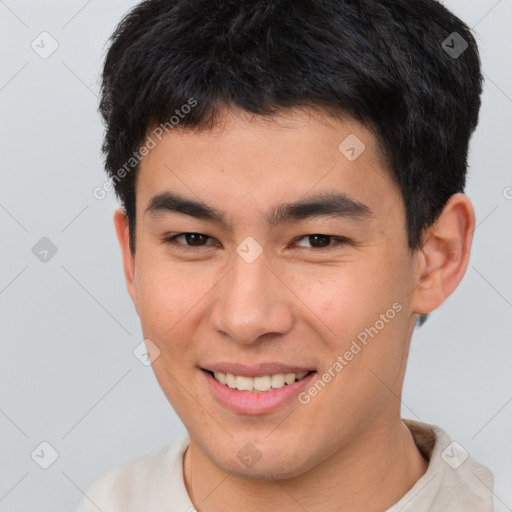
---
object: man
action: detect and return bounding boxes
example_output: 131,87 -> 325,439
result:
78,0 -> 494,510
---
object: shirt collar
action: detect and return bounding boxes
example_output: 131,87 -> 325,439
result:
385,419 -> 495,511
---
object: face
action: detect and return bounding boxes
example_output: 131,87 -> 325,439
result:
118,107 -> 421,479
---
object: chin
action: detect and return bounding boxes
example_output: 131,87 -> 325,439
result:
209,439 -> 317,481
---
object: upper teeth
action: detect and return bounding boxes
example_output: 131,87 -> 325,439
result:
213,371 -> 309,392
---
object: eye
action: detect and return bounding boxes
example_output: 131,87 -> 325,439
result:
162,232 -> 217,251
294,234 -> 350,250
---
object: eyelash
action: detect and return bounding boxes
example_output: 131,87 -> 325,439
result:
162,233 -> 351,252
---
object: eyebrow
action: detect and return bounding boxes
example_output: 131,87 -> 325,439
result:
144,191 -> 373,228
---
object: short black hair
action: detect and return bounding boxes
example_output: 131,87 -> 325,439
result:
99,0 -> 482,327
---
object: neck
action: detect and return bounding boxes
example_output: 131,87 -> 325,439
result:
183,417 -> 428,512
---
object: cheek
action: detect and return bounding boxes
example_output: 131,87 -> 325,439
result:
303,255 -> 410,374
302,261 -> 390,336
134,259 -> 206,356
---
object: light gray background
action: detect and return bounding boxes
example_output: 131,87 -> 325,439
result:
1,1 -> 511,510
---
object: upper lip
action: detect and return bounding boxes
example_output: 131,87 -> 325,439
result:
202,363 -> 315,378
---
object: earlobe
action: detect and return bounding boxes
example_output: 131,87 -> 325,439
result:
411,193 -> 475,315
113,206 -> 138,308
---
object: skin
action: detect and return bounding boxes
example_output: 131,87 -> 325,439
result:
113,106 -> 475,511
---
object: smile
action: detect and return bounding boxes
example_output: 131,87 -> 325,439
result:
201,367 -> 317,415
211,371 -> 310,392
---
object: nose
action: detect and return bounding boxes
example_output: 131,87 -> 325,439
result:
209,249 -> 294,345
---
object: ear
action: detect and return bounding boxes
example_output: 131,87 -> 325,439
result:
411,193 -> 475,315
113,206 -> 138,309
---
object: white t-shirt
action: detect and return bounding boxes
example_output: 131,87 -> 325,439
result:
76,419 -> 495,511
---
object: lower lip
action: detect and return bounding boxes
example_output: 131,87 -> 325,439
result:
202,369 -> 316,415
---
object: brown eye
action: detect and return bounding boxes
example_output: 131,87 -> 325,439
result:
295,234 -> 349,250
163,232 -> 217,251
181,233 -> 209,246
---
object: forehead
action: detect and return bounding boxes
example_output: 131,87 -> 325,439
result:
136,107 -> 401,228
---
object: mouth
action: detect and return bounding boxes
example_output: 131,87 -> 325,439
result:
203,369 -> 313,393
200,366 -> 317,415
